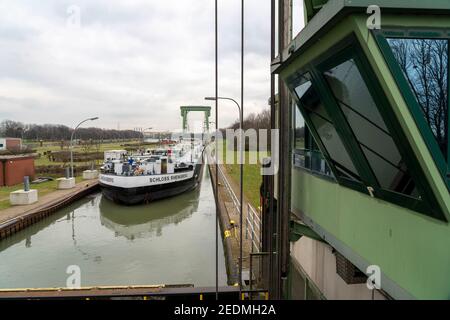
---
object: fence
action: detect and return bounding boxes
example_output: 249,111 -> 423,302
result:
246,203 -> 261,253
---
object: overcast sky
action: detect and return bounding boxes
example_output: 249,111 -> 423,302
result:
0,0 -> 277,131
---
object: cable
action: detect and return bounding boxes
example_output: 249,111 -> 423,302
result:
215,0 -> 219,301
239,0 -> 245,299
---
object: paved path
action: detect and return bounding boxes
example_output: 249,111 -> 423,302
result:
0,180 -> 98,225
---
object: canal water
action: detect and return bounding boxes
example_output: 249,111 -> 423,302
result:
0,168 -> 227,289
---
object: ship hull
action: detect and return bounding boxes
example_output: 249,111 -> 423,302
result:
100,161 -> 204,205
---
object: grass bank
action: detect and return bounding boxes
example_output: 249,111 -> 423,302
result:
219,140 -> 269,209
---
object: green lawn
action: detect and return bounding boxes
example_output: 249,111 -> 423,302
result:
224,161 -> 263,209
220,140 -> 269,209
0,176 -> 84,210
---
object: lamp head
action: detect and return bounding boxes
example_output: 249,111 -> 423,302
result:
204,97 -> 216,101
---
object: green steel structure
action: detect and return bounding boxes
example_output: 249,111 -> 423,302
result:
270,0 -> 450,300
180,106 -> 211,132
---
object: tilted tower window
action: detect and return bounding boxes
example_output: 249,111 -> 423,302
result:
293,102 -> 333,178
292,73 -> 361,182
294,101 -> 306,150
323,58 -> 418,197
284,35 -> 447,221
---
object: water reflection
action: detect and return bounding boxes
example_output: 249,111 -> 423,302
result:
0,167 -> 227,289
99,188 -> 200,240
0,197 -> 94,253
387,37 -> 449,160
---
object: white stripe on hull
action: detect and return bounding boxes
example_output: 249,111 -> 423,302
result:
99,171 -> 195,189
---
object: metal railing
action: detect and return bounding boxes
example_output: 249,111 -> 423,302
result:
246,203 -> 264,298
217,164 -> 241,215
245,203 -> 261,253
217,162 -> 262,254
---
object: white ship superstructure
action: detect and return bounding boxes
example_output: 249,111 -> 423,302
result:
99,139 -> 204,205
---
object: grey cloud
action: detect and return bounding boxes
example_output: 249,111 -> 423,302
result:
0,0 -> 271,130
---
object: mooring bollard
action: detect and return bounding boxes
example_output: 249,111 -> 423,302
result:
57,168 -> 76,190
10,176 -> 38,205
24,176 -> 30,192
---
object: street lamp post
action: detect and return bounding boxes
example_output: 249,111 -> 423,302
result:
70,117 -> 99,178
204,97 -> 242,130
18,127 -> 30,150
19,127 -> 28,141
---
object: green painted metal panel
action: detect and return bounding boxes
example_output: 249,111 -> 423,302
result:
275,0 -> 450,74
290,220 -> 325,243
304,0 -> 329,21
291,169 -> 450,299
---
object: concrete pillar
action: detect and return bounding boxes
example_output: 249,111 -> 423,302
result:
56,177 -> 76,189
10,189 -> 38,205
83,170 -> 99,180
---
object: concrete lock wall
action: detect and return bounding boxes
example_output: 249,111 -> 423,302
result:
4,158 -> 35,187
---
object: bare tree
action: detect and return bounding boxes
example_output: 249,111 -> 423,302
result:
389,38 -> 448,155
0,120 -> 142,141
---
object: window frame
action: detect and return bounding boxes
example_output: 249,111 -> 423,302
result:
292,104 -> 335,180
286,34 -> 446,221
373,28 -> 450,192
292,100 -> 307,151
289,70 -> 364,191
